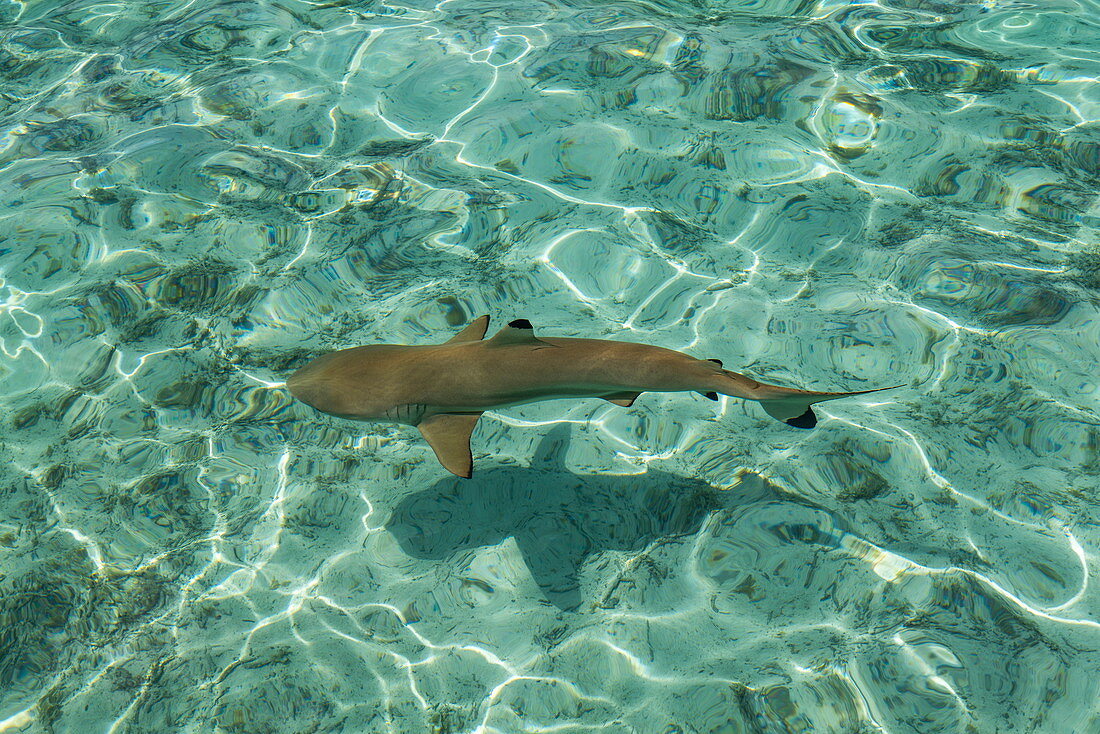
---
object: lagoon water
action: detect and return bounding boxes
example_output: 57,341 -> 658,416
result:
2,0 -> 1100,731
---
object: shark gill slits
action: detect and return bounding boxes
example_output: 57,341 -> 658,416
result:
785,408 -> 817,429
508,318 -> 533,329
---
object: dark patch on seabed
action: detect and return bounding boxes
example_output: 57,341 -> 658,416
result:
2,0 -> 1100,729
390,425 -> 734,610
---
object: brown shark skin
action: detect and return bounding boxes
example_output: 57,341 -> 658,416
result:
287,330 -> 887,425
287,315 -> 903,477
290,338 -> 723,421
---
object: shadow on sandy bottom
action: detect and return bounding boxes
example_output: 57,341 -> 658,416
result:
386,425 -> 786,610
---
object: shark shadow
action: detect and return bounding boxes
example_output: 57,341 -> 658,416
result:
386,424 -> 786,610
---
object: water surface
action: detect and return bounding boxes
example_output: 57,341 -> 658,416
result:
1,0 -> 1100,731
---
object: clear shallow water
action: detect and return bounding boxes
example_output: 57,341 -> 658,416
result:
1,0 -> 1099,730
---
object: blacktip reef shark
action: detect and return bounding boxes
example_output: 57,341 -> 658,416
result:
288,315 -> 901,478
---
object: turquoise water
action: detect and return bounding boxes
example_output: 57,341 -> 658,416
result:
2,0 -> 1100,730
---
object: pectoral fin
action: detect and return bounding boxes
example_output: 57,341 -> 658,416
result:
417,412 -> 482,478
603,391 -> 642,407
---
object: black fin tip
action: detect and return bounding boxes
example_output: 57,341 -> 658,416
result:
508,319 -> 532,329
785,408 -> 817,429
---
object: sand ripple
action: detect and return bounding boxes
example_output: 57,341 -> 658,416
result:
2,0 -> 1100,730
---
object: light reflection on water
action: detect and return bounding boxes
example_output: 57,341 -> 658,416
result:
1,0 -> 1100,731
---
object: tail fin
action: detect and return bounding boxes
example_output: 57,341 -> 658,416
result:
756,384 -> 902,429
761,400 -> 819,428
712,369 -> 902,429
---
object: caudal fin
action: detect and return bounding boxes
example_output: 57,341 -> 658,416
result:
765,403 -> 818,428
756,384 -> 903,429
710,368 -> 902,429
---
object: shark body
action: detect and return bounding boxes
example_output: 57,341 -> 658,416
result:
288,315 -> 898,477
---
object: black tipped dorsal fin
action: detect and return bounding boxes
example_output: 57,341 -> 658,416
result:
445,315 -> 490,344
417,412 -> 482,478
487,319 -> 552,347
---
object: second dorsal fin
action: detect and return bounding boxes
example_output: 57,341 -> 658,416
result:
445,315 -> 490,344
486,318 -> 552,347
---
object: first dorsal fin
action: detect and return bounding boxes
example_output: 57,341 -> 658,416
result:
445,315 -> 490,344
417,412 -> 482,478
486,318 -> 552,348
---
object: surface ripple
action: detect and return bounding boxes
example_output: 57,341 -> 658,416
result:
1,0 -> 1100,731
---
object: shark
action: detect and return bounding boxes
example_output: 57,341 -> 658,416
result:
287,315 -> 901,477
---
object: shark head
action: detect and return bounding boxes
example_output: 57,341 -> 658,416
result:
287,345 -> 408,421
